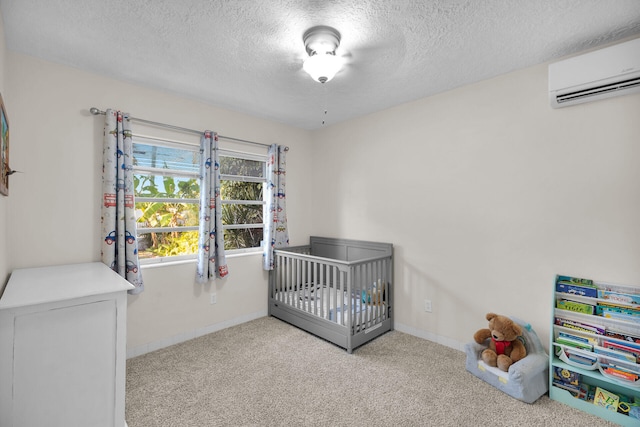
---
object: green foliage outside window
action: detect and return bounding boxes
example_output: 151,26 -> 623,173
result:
134,174 -> 200,259
221,181 -> 264,250
134,153 -> 266,259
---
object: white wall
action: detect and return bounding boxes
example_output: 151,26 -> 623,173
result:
311,61 -> 640,350
5,52 -> 314,353
0,9 -> 8,291
3,31 -> 640,356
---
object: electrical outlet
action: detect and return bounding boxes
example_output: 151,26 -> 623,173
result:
424,299 -> 432,313
210,293 -> 217,304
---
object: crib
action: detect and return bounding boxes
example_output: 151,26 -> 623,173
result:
269,236 -> 394,353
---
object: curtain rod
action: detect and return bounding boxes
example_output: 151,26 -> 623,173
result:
89,108 -> 287,150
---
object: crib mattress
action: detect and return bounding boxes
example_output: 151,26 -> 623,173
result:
274,285 -> 386,326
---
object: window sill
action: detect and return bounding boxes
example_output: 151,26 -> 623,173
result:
140,250 -> 262,269
140,257 -> 196,269
227,249 -> 262,258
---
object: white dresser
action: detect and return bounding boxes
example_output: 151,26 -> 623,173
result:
0,262 -> 133,427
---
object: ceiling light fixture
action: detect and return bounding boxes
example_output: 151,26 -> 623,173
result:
302,26 -> 342,84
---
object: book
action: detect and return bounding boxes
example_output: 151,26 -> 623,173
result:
596,301 -> 640,318
600,309 -> 640,324
556,299 -> 595,315
554,317 -> 605,335
552,380 -> 580,396
603,340 -> 640,363
565,351 -> 597,366
597,282 -> 640,303
593,387 -> 620,411
557,275 -> 594,286
559,331 -> 597,346
605,329 -> 640,345
557,283 -> 598,298
594,344 -> 637,363
598,289 -> 640,305
576,383 -> 594,402
555,342 -> 598,366
553,367 -> 580,386
601,364 -> 639,382
556,335 -> 593,351
556,275 -> 598,298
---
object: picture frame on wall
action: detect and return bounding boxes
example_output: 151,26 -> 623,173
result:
0,93 -> 9,196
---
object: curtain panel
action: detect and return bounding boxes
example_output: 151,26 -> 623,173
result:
196,131 -> 229,283
263,144 -> 289,270
101,109 -> 144,294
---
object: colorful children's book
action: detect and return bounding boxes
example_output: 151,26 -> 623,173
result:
598,289 -> 640,305
594,344 -> 637,363
557,283 -> 598,298
576,383 -> 594,402
557,299 -> 596,315
556,335 -> 593,351
556,275 -> 598,298
600,310 -> 640,324
558,331 -> 597,347
552,380 -> 580,395
596,301 -> 640,318
565,351 -> 597,367
603,340 -> 640,363
596,282 -> 640,304
593,387 -> 620,411
553,367 -> 580,386
554,317 -> 605,335
601,364 -> 639,382
557,275 -> 594,286
605,329 -> 640,344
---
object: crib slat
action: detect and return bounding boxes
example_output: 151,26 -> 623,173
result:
334,267 -> 347,325
335,266 -> 340,324
316,260 -> 320,315
295,257 -> 299,309
353,263 -> 360,330
276,253 -> 283,302
298,257 -> 303,308
319,262 -> 325,318
359,263 -> 366,330
372,260 -> 379,324
307,259 -> 313,314
288,255 -> 292,302
338,267 -> 345,325
336,266 -> 341,324
368,261 -> 374,328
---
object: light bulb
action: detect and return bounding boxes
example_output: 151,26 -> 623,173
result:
303,53 -> 341,83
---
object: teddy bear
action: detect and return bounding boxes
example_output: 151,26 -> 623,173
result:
362,280 -> 385,306
473,312 -> 527,372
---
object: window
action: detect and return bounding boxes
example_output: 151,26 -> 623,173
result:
132,136 -> 266,263
219,150 -> 266,252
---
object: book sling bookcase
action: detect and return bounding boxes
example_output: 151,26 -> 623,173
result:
550,275 -> 640,426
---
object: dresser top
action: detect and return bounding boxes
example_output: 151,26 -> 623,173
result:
0,262 -> 134,309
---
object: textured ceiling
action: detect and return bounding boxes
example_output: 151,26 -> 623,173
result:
1,0 -> 640,129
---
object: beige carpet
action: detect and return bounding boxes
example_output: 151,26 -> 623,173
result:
126,317 -> 616,426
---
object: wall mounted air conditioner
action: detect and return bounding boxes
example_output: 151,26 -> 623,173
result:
549,37 -> 640,108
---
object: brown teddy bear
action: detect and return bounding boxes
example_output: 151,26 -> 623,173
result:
363,280 -> 385,306
473,312 -> 527,372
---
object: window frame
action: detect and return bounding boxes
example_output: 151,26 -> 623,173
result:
132,136 -> 267,265
218,148 -> 268,255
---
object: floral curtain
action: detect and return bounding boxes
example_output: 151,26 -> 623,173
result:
101,109 -> 144,294
196,130 -> 229,283
263,144 -> 289,270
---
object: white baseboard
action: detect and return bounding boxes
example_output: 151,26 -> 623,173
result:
127,314 -> 464,359
127,310 -> 268,359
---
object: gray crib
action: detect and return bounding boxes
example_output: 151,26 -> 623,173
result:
269,236 -> 394,353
